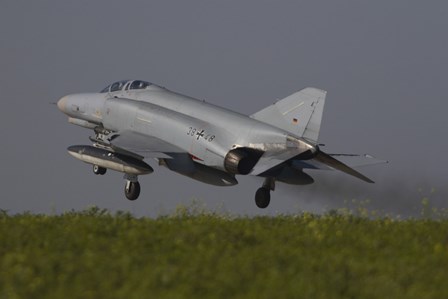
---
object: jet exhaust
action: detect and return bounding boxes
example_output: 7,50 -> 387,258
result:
224,148 -> 264,175
67,145 -> 153,175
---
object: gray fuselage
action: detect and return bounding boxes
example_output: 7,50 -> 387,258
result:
58,83 -> 315,175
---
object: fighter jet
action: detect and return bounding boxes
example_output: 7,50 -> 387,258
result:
57,80 -> 384,208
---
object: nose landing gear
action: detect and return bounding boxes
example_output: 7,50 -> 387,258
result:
255,177 -> 275,209
93,164 -> 107,175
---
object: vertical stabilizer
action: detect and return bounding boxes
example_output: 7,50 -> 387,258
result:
251,87 -> 326,143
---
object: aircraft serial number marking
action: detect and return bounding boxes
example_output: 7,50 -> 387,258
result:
187,127 -> 215,142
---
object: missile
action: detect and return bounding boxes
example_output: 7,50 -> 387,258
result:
67,145 -> 153,175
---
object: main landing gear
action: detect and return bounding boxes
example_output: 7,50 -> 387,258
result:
92,166 -> 141,201
255,177 -> 275,209
124,174 -> 140,201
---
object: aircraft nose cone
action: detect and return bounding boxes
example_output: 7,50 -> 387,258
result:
57,96 -> 68,112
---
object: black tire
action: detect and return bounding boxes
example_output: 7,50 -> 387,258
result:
125,181 -> 140,201
255,187 -> 270,209
93,165 -> 107,175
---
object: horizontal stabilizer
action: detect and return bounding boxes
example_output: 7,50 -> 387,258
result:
328,154 -> 388,168
314,151 -> 374,183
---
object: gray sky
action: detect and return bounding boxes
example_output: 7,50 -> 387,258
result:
1,0 -> 447,216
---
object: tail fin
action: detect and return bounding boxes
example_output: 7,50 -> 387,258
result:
251,87 -> 326,144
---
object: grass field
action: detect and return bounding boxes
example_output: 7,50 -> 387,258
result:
1,206 -> 448,299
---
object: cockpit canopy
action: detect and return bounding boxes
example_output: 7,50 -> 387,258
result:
100,80 -> 154,93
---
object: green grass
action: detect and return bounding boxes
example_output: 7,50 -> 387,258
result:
1,207 -> 448,299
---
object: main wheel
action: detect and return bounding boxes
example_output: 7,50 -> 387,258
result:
93,165 -> 107,175
255,187 -> 270,209
124,181 -> 140,201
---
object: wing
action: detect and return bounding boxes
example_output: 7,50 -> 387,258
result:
107,130 -> 186,159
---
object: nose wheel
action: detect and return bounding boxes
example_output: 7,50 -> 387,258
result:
93,165 -> 107,175
255,177 -> 275,209
124,174 -> 140,201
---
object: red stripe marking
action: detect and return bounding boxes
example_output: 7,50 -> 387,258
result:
189,154 -> 204,162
